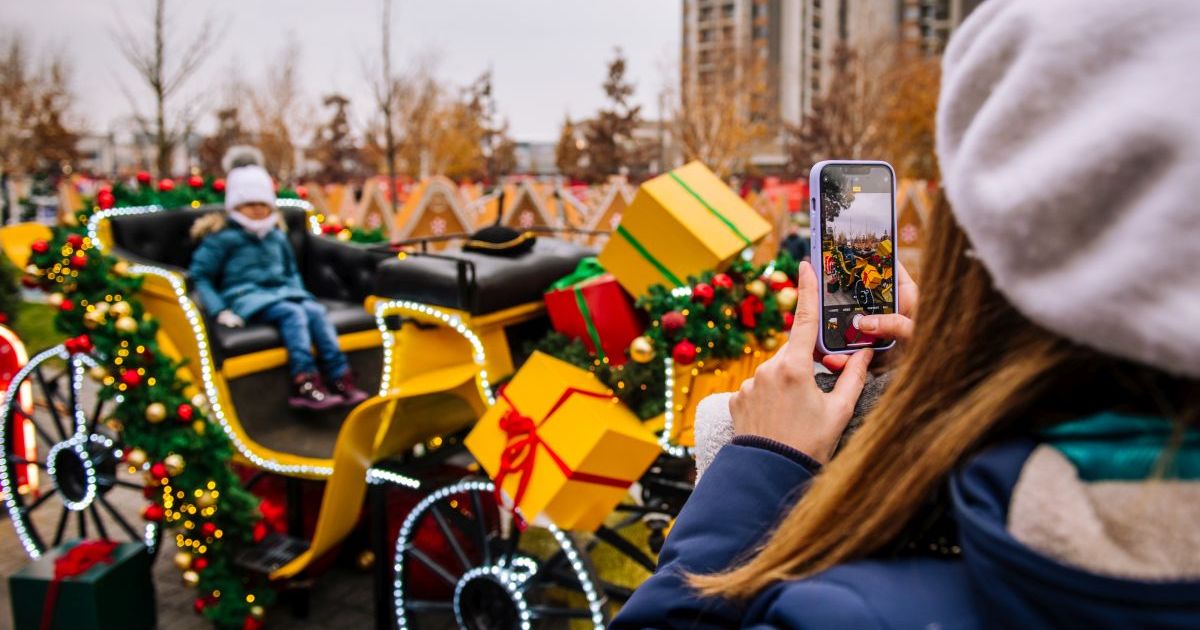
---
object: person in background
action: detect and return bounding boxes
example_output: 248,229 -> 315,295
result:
189,163 -> 369,411
614,0 -> 1200,627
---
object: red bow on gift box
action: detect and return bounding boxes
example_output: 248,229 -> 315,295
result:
494,387 -> 630,528
40,539 -> 119,630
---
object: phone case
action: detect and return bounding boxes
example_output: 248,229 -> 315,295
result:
809,160 -> 898,355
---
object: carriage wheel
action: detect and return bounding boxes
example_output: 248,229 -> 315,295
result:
0,346 -> 160,559
394,478 -> 607,630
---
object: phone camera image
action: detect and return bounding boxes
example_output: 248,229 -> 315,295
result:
819,164 -> 896,351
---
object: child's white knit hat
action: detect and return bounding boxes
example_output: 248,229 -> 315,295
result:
224,165 -> 277,212
937,0 -> 1200,377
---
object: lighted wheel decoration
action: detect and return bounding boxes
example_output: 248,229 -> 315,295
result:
394,478 -> 607,630
0,345 -> 159,559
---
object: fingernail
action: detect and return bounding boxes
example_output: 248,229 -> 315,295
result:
858,315 -> 877,331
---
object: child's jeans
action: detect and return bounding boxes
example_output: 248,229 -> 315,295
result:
254,299 -> 349,379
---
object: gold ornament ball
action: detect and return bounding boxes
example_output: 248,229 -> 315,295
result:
25,265 -> 39,276
82,311 -> 104,329
145,402 -> 167,424
196,491 -> 216,509
190,393 -> 207,410
629,336 -> 656,363
182,570 -> 200,587
126,447 -> 148,468
109,301 -> 132,318
770,270 -> 790,285
47,293 -> 64,307
112,261 -> 130,276
776,287 -> 799,312
104,418 -> 124,433
356,550 -> 376,571
88,365 -> 108,381
62,212 -> 78,227
746,279 -> 767,298
249,605 -> 266,620
163,453 -> 185,476
94,301 -> 110,315
762,335 -> 780,350
192,420 -> 206,435
337,229 -> 352,242
115,316 -> 138,334
173,551 -> 193,571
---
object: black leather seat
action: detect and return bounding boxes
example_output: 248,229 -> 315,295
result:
108,205 -> 388,364
373,239 -> 595,315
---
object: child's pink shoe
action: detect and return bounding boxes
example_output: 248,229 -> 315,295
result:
289,373 -> 342,411
329,372 -> 369,407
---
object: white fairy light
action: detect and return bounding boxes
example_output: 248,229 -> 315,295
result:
659,357 -> 693,458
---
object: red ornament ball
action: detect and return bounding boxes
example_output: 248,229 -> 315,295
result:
192,597 -> 207,615
711,273 -> 734,290
296,185 -> 308,199
661,311 -> 687,335
97,189 -> 115,209
192,557 -> 209,572
142,504 -> 164,522
321,223 -> 341,235
59,299 -> 75,313
176,403 -> 194,422
157,178 -> 175,192
65,334 -> 93,354
30,240 -> 49,255
252,521 -> 269,543
692,283 -> 715,306
783,312 -> 795,329
149,462 -> 169,479
200,522 -> 217,537
0,313 -> 7,325
66,233 -> 84,248
187,174 -> 204,188
120,369 -> 141,388
672,340 -> 698,365
136,171 -> 152,185
243,616 -> 265,630
212,178 -> 226,193
70,254 -> 88,269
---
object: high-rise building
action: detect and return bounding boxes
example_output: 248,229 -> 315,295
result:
681,0 -> 980,171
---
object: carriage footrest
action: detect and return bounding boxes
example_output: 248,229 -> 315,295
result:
235,533 -> 310,576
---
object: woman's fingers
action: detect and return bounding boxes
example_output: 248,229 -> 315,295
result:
831,349 -> 872,403
785,261 -> 821,361
821,353 -> 850,372
856,313 -> 914,341
895,259 -> 919,318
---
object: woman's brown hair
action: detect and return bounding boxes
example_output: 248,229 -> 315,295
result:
691,195 -> 1200,601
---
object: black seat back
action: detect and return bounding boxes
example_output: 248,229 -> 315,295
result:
108,205 -> 310,272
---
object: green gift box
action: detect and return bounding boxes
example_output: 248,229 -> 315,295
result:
9,540 -> 156,630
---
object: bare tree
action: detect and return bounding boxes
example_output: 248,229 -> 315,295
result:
366,0 -> 400,213
113,0 -> 222,176
671,47 -> 773,179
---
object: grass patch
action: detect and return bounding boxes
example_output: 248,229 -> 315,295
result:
11,301 -> 64,354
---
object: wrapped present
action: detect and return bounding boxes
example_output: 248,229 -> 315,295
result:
544,258 -> 646,366
465,351 -> 660,531
598,161 -> 772,298
9,540 -> 155,630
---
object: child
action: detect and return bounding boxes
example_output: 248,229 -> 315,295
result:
189,163 -> 368,411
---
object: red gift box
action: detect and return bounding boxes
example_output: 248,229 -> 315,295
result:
545,273 -> 645,366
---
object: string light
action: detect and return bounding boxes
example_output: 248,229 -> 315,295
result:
373,300 -> 494,406
659,357 -> 694,458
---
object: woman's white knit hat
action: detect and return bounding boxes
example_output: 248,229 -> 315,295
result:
223,165 -> 277,213
937,0 -> 1200,377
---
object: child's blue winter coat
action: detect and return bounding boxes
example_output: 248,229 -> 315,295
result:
188,223 -> 312,319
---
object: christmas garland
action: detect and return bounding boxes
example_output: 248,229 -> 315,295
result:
22,173 -> 295,629
313,217 -> 388,244
530,252 -> 801,421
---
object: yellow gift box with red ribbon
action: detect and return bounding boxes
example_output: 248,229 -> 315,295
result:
598,161 -> 773,298
464,352 -> 661,532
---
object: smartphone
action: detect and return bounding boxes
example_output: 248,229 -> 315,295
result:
809,160 -> 898,355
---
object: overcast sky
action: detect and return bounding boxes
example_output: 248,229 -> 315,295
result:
7,0 -> 681,143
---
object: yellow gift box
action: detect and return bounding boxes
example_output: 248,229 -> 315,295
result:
464,352 -> 661,532
598,161 -> 773,298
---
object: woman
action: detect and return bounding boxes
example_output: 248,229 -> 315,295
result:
614,0 -> 1200,627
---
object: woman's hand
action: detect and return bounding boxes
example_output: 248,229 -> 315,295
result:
821,259 -> 918,373
729,261 -> 873,465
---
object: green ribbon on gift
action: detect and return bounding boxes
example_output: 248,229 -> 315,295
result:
549,257 -> 610,360
615,225 -> 685,288
669,171 -> 753,246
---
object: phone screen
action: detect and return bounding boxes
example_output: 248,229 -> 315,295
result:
818,164 -> 896,351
